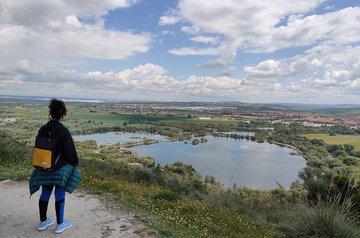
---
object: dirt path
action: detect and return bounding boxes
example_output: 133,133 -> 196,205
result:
0,180 -> 157,238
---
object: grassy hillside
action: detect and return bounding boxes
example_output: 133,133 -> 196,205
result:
1,131 -> 360,237
1,102 -> 360,237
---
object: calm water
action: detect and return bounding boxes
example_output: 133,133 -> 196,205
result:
74,132 -> 167,145
74,132 -> 306,189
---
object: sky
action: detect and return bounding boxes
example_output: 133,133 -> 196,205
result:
0,0 -> 360,103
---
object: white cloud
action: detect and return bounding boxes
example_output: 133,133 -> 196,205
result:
221,67 -> 237,77
310,59 -> 322,68
0,0 -> 138,26
269,7 -> 360,51
348,79 -> 360,89
288,58 -> 322,74
352,62 -> 360,78
1,1 -> 359,103
113,63 -> 177,90
272,83 -> 282,90
0,63 -> 244,100
242,43 -> 360,85
236,42 -> 360,102
159,9 -> 182,25
244,60 -> 280,78
1,61 -> 360,103
324,70 -> 351,81
313,78 -> 337,85
169,47 -> 219,56
162,1 -> 360,67
182,75 -> 242,95
65,15 -> 82,27
88,71 -> 102,76
0,0 -> 151,68
189,36 -> 220,45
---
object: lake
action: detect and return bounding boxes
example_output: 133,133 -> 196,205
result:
74,132 -> 306,189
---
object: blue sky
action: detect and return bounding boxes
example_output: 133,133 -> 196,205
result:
0,0 -> 359,103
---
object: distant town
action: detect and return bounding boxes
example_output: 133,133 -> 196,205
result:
100,101 -> 360,128
1,95 -> 359,129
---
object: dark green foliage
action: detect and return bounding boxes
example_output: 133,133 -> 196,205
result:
343,157 -> 358,166
344,144 -> 355,154
152,190 -> 180,201
192,139 -> 200,145
328,144 -> 343,154
311,139 -> 325,146
327,159 -> 343,168
162,162 -> 207,194
299,167 -> 360,213
164,162 -> 197,176
327,143 -> 359,159
334,150 -> 347,157
299,167 -> 333,202
268,131 -> 329,165
215,132 -> 257,141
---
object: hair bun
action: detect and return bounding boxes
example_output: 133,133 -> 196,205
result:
49,98 -> 67,120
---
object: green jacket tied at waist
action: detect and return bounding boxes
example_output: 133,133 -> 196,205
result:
29,164 -> 82,196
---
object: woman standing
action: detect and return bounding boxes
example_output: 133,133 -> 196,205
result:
29,98 -> 82,234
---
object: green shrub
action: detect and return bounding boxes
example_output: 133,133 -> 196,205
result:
343,157 -> 358,166
281,204 -> 360,238
152,190 -> 180,201
125,156 -> 156,168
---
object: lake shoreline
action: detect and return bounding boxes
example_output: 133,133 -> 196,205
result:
269,141 -> 306,160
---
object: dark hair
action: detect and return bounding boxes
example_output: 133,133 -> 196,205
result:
49,98 -> 67,120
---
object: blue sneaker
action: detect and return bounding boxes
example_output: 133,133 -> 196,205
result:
38,218 -> 55,231
55,220 -> 73,234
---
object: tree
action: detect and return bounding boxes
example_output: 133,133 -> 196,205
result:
343,144 -> 355,154
343,157 -> 358,166
327,144 -> 343,154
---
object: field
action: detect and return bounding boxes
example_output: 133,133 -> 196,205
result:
304,134 -> 360,151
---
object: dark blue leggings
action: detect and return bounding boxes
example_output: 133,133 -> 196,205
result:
39,185 -> 65,224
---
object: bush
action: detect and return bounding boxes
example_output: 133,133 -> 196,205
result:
125,156 -> 156,168
152,190 -> 180,201
164,162 -> 197,176
281,204 -> 360,238
133,167 -> 158,183
344,144 -> 355,154
343,157 -> 358,166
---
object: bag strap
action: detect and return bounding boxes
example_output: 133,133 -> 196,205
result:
46,124 -> 62,169
45,153 -> 62,172
54,153 -> 61,166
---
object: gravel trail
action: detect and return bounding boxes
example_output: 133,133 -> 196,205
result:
0,180 -> 156,238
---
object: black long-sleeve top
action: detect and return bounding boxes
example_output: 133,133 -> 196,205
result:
37,120 -> 79,170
